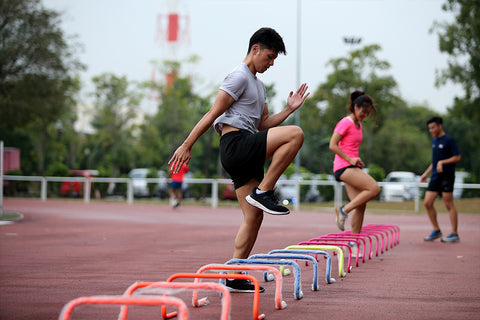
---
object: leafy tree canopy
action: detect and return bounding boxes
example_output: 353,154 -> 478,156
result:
0,0 -> 83,129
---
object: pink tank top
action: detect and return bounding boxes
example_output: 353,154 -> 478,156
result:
333,116 -> 363,172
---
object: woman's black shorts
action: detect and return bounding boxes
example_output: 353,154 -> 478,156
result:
219,129 -> 268,189
334,165 -> 360,182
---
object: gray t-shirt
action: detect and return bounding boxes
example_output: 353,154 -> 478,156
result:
213,63 -> 266,135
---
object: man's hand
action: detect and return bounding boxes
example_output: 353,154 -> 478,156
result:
286,83 -> 310,111
168,145 -> 191,174
436,161 -> 444,173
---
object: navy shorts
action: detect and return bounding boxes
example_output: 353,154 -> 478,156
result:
427,173 -> 455,193
219,129 -> 268,189
170,181 -> 182,189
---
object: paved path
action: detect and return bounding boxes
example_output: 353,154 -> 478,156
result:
1,199 -> 479,320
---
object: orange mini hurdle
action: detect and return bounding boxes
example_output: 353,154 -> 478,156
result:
59,296 -> 188,320
167,273 -> 265,320
119,281 -> 231,320
195,264 -> 287,310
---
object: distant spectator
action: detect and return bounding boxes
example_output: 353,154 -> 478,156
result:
169,163 -> 189,208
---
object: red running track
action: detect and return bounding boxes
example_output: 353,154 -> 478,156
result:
0,198 -> 479,320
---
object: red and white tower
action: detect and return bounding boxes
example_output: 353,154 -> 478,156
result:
152,0 -> 190,89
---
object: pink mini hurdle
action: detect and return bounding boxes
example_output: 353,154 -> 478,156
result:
310,236 -> 366,262
363,224 -> 400,248
296,241 -> 355,272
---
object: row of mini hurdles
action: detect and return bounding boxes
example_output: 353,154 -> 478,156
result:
59,223 -> 400,320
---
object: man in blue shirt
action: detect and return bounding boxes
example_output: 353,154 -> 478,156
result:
420,116 -> 461,242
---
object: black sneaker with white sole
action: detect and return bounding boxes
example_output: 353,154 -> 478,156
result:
245,187 -> 290,215
225,279 -> 265,293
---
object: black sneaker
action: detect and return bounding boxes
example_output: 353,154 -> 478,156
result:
245,187 -> 290,215
424,230 -> 442,241
225,279 -> 265,293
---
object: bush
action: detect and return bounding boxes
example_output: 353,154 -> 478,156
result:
46,162 -> 70,177
147,168 -> 158,196
3,169 -> 28,196
367,164 -> 385,181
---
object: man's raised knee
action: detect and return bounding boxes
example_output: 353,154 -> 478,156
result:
291,126 -> 304,144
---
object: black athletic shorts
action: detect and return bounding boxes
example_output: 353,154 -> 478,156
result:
427,172 -> 455,193
219,129 -> 268,189
334,165 -> 360,182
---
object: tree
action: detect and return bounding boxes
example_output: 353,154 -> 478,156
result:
0,0 -> 83,128
433,0 -> 480,108
0,0 -> 83,174
300,44 -> 404,173
371,118 -> 430,174
88,73 -> 141,177
433,0 -> 480,178
138,59 -> 218,178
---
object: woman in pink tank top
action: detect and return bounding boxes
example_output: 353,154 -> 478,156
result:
329,91 -> 381,233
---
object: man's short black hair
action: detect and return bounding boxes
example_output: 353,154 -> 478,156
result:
248,27 -> 286,55
427,116 -> 443,126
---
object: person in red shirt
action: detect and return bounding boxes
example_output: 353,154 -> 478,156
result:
169,163 -> 189,208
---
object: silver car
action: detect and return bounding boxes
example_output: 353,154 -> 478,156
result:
381,171 -> 418,202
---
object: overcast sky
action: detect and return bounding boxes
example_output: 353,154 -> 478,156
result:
44,0 -> 462,115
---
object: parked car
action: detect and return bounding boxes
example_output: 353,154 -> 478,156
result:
305,184 -> 321,203
275,174 -> 304,204
380,171 -> 418,202
129,168 -> 168,198
129,168 -> 150,197
276,183 -> 297,204
304,174 -> 336,203
60,170 -> 99,197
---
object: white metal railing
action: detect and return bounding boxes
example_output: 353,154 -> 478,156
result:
2,175 -> 480,212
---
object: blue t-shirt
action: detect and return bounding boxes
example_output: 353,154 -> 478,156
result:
431,134 -> 460,175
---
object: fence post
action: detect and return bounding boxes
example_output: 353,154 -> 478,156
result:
414,181 -> 420,213
84,178 -> 91,203
334,181 -> 343,208
127,180 -> 133,204
41,177 -> 47,201
294,179 -> 300,211
212,180 -> 218,208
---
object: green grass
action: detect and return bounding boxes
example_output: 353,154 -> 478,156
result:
298,198 -> 480,215
130,197 -> 480,214
0,212 -> 24,221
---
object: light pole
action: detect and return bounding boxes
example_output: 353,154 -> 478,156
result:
294,0 -> 302,176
